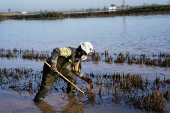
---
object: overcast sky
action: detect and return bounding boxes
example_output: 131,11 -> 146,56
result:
0,0 -> 169,12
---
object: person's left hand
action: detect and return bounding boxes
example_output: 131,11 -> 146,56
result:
85,77 -> 93,84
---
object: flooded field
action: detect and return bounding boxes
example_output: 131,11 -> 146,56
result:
0,14 -> 170,112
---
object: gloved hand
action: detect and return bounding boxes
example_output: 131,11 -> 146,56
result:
85,77 -> 93,84
85,77 -> 94,90
51,66 -> 57,73
81,75 -> 94,90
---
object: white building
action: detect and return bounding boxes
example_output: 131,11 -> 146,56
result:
20,11 -> 27,14
109,4 -> 117,11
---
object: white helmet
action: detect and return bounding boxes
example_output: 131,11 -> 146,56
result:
80,42 -> 93,55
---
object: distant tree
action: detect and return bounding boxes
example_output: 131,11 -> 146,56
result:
8,9 -> 10,13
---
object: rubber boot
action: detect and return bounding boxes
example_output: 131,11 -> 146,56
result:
34,88 -> 50,103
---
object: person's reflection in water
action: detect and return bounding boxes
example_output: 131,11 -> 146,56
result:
34,101 -> 56,113
34,93 -> 85,113
60,93 -> 84,113
61,92 -> 96,112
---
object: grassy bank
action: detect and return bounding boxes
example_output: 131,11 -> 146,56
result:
0,14 -> 4,20
69,5 -> 170,18
1,5 -> 170,20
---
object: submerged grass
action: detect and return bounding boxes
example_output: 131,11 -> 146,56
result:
0,67 -> 170,112
0,48 -> 50,61
1,48 -> 170,67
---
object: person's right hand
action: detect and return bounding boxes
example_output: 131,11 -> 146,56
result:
51,66 -> 57,73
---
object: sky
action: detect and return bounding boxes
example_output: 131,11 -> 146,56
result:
0,0 -> 169,12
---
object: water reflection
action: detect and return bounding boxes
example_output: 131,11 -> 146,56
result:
34,93 -> 85,113
35,101 -> 56,113
123,16 -> 126,34
60,93 -> 84,113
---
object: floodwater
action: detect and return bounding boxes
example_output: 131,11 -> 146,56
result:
0,14 -> 170,113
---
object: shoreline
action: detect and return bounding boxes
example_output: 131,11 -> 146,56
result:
0,5 -> 170,20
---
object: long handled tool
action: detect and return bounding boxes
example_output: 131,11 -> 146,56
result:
43,60 -> 84,94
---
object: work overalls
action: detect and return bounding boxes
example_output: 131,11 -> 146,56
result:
34,47 -> 79,102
